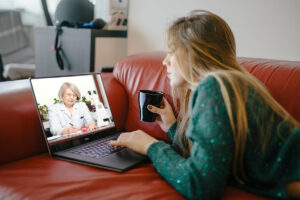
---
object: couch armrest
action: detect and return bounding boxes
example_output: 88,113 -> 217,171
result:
0,80 -> 47,165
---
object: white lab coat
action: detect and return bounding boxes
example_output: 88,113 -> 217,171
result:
48,102 -> 94,136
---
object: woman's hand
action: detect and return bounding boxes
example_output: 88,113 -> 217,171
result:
109,130 -> 158,155
147,97 -> 176,132
88,122 -> 98,131
61,126 -> 79,135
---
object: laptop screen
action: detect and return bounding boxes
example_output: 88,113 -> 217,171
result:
31,73 -> 115,147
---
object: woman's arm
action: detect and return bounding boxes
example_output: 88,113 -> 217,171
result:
110,76 -> 235,199
147,76 -> 235,199
166,121 -> 177,141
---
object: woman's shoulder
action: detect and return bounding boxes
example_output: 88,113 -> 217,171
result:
194,75 -> 221,97
191,76 -> 223,108
198,75 -> 219,88
194,72 -> 255,97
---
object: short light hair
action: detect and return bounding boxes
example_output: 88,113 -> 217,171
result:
58,82 -> 81,101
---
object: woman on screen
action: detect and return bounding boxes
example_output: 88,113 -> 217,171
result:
48,82 -> 97,136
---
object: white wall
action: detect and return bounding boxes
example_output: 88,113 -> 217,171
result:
31,75 -> 97,107
127,0 -> 300,61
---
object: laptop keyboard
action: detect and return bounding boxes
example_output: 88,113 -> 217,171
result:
70,134 -> 125,159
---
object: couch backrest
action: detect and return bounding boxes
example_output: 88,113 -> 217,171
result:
101,73 -> 128,131
238,57 -> 300,122
114,52 -> 171,140
114,52 -> 300,139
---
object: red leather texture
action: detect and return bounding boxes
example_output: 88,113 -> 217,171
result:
101,73 -> 128,131
0,80 -> 47,165
222,187 -> 268,200
2,51 -> 299,199
238,57 -> 300,122
0,153 -> 269,200
0,154 -> 183,200
114,52 -> 300,140
113,52 -> 172,140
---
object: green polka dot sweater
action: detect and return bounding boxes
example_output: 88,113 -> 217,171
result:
147,76 -> 300,200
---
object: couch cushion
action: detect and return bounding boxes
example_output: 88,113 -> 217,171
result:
0,154 -> 183,200
0,154 -> 268,200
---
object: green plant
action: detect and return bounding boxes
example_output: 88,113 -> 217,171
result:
37,103 -> 48,114
81,96 -> 91,104
81,96 -> 95,112
53,98 -> 60,104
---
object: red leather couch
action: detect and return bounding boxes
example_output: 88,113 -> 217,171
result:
0,51 -> 299,199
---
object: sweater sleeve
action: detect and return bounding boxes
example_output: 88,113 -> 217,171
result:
166,121 -> 177,141
147,76 -> 235,200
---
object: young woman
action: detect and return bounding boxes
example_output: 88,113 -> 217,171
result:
109,10 -> 300,199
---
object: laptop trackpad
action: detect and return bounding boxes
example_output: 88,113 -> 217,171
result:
115,148 -> 145,160
100,148 -> 146,169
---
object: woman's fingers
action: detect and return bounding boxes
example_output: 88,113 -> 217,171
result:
109,132 -> 128,146
161,97 -> 172,110
146,97 -> 176,132
108,140 -> 118,146
162,97 -> 170,107
148,97 -> 172,114
147,104 -> 162,114
109,130 -> 158,155
89,124 -> 97,130
69,126 -> 79,133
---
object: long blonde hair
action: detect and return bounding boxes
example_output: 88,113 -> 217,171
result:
168,10 -> 299,183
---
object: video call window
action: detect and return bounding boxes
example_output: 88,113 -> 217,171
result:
31,74 -> 115,145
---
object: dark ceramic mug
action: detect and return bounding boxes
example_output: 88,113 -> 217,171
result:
138,90 -> 164,122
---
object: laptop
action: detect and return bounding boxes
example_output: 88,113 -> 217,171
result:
30,73 -> 146,172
